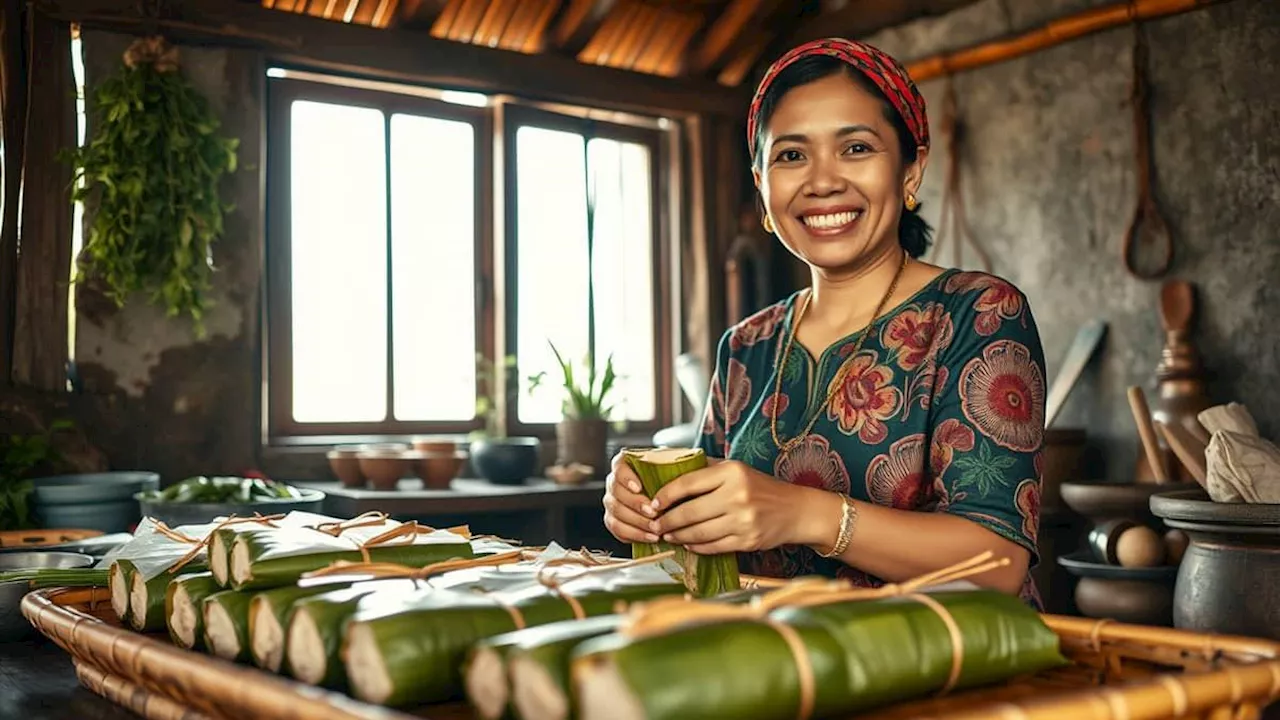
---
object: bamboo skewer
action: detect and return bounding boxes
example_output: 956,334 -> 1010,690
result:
906,0 -> 1230,83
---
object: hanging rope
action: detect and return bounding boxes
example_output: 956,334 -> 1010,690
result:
927,77 -> 992,273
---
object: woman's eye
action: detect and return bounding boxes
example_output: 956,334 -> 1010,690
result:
844,142 -> 872,155
774,149 -> 803,163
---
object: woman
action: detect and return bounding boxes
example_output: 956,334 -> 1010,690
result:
604,39 -> 1046,604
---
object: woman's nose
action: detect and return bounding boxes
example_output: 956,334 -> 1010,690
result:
803,154 -> 846,196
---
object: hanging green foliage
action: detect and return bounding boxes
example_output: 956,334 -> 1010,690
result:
69,37 -> 239,336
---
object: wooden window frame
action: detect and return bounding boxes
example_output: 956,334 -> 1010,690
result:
500,104 -> 674,440
264,75 -> 495,441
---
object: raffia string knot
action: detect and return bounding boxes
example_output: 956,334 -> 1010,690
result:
123,36 -> 180,73
165,512 -> 285,574
618,552 -> 1011,720
302,549 -> 532,581
151,521 -> 201,545
311,511 -> 390,537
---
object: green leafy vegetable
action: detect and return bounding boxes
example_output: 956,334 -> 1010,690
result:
0,420 -> 73,531
140,476 -> 302,504
68,36 -> 239,336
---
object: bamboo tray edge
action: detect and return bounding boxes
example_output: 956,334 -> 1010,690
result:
22,587 -> 1280,720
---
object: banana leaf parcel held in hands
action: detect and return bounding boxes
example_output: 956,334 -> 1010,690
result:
570,553 -> 1068,720
622,447 -> 739,598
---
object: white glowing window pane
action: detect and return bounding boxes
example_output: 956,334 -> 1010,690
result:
588,138 -> 656,422
515,126 -> 590,424
289,100 -> 388,423
514,126 -> 657,424
390,113 -> 477,421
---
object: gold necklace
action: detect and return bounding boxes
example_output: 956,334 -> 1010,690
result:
770,252 -> 909,454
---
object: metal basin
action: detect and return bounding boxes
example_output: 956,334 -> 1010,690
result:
0,551 -> 95,641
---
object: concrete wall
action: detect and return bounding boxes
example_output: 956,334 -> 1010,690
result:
72,32 -> 264,482
867,0 -> 1279,481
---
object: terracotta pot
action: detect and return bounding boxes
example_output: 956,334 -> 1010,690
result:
1151,488 -> 1280,640
415,451 -> 468,490
326,449 -> 364,488
357,450 -> 420,491
555,418 -> 608,480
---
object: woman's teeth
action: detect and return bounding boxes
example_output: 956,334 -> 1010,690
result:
802,211 -> 859,229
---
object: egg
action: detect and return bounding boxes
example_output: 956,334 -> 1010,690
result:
1115,525 -> 1166,568
1164,529 -> 1189,565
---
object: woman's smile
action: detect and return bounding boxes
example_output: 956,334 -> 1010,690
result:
798,206 -> 863,236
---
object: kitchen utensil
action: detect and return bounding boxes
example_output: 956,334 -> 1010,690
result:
1044,319 -> 1107,427
1128,385 -> 1170,484
1121,25 -> 1173,280
1154,420 -> 1207,487
0,551 -> 95,640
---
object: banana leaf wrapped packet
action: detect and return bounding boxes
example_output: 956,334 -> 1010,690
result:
340,552 -> 688,708
570,583 -> 1067,720
622,448 -> 738,597
203,588 -> 259,662
165,571 -> 221,649
284,543 -> 626,690
227,520 -> 477,591
248,579 -> 359,671
206,511 -> 342,586
466,588 -> 766,720
103,518 -> 223,627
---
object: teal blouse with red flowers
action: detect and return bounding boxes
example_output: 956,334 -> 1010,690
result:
695,269 -> 1046,607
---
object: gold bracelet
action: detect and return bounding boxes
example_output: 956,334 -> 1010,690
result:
818,495 -> 857,558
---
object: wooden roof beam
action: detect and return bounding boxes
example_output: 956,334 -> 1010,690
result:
786,0 -> 982,46
398,0 -> 451,29
39,0 -> 748,117
690,0 -> 766,75
553,0 -> 615,55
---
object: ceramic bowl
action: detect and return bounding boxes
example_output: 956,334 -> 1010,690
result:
415,451 -> 468,490
1060,480 -> 1199,523
30,472 -> 160,505
358,450 -> 421,491
137,488 -> 326,527
327,448 -> 365,488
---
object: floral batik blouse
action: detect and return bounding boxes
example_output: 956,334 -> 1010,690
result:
695,269 -> 1046,607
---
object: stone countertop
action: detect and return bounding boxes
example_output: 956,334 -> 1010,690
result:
0,637 -> 137,720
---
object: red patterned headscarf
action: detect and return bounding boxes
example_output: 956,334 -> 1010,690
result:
747,38 -> 929,161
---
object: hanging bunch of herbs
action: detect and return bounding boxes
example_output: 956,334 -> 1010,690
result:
69,37 -> 238,336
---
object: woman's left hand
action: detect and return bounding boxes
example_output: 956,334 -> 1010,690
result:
646,460 -> 816,555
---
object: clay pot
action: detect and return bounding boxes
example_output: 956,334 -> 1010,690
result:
1060,479 -> 1199,525
555,418 -> 608,480
1151,488 -> 1280,640
412,437 -> 458,454
415,451 -> 468,490
357,450 -> 420,491
326,447 -> 365,488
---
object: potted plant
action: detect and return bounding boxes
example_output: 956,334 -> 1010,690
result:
529,342 -> 618,481
468,354 -> 541,485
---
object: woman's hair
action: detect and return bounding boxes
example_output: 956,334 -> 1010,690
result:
751,54 -> 933,259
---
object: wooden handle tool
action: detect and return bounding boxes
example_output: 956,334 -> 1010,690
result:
1154,420 -> 1207,488
1127,385 -> 1169,484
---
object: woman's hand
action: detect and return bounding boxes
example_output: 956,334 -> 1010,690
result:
648,460 -> 826,555
602,451 -> 661,545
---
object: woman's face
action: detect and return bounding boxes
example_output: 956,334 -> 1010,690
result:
754,72 -> 927,273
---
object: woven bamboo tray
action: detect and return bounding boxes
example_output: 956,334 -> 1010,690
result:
22,586 -> 1280,720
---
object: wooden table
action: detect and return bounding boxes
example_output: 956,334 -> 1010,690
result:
294,478 -> 623,554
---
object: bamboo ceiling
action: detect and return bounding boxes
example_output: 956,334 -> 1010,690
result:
254,0 -> 985,87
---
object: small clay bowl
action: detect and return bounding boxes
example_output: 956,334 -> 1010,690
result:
357,450 -> 421,491
1060,480 -> 1199,524
327,448 -> 365,488
415,451 -> 468,490
412,437 -> 459,455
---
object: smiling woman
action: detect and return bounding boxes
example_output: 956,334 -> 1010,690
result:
603,38 -> 1049,607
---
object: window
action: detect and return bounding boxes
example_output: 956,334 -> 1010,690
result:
265,75 -> 673,442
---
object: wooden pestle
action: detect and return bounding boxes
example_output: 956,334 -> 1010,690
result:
1128,385 -> 1170,484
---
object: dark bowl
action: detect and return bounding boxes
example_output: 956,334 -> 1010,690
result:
30,472 -> 160,505
1060,480 -> 1200,523
470,437 -> 541,484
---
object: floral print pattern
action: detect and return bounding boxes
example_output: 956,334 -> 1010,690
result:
774,435 -> 851,495
959,340 -> 1045,452
826,352 -> 902,444
697,269 -> 1046,607
866,434 -> 929,508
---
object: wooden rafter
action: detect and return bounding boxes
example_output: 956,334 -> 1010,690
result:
398,0 -> 450,28
690,0 -> 762,74
716,28 -> 769,86
554,0 -> 614,54
516,0 -> 559,53
787,0 -> 978,46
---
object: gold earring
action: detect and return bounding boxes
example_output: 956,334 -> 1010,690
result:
904,193 -> 919,212
762,215 -> 775,233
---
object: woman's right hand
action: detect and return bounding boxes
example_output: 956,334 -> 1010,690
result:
603,451 -> 660,544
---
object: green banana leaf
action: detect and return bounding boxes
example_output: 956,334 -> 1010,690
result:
571,590 -> 1068,720
248,579 -> 357,672
227,525 -> 474,591
203,589 -> 257,662
343,580 -> 686,708
130,560 -> 209,632
108,560 -> 135,624
166,572 -> 221,649
208,511 -> 341,587
622,448 -> 738,597
284,578 -> 431,688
